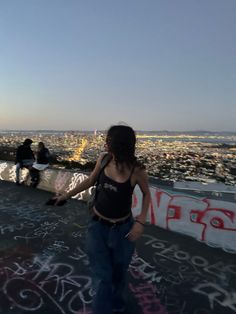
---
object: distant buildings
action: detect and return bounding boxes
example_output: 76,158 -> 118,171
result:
0,131 -> 236,185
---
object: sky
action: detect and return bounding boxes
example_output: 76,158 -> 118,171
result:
0,0 -> 236,131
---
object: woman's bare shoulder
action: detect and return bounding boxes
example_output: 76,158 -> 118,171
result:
97,152 -> 109,162
133,161 -> 147,177
131,163 -> 148,187
134,159 -> 145,171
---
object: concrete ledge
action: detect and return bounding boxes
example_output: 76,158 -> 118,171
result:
174,181 -> 236,193
1,160 -> 236,253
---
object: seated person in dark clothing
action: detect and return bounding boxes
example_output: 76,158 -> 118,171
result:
30,142 -> 50,187
15,138 -> 35,185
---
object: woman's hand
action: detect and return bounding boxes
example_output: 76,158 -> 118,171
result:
126,221 -> 144,242
54,193 -> 68,205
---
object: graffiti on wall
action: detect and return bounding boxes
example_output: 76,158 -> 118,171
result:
132,186 -> 236,253
1,161 -> 235,253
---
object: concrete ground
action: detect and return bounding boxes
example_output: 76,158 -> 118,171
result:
0,180 -> 235,314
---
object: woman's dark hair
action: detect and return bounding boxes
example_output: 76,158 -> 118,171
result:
38,142 -> 45,150
106,125 -> 137,166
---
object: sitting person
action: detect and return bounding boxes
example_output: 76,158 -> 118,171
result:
15,138 -> 35,185
30,142 -> 50,187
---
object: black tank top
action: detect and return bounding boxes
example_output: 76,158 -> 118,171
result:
94,165 -> 135,219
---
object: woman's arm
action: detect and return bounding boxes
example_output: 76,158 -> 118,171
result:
128,167 -> 151,241
55,153 -> 107,204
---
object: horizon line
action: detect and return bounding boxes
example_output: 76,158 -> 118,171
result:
1,129 -> 236,134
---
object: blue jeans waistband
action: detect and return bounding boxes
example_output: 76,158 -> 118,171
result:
92,214 -> 131,227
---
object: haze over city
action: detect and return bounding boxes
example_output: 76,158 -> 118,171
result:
1,0 -> 236,131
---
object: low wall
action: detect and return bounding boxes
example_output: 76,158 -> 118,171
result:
1,160 -> 236,253
174,181 -> 236,193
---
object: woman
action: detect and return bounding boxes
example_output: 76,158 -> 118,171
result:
30,142 -> 50,187
55,125 -> 150,314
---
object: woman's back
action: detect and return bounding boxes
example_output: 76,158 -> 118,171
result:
37,147 -> 50,164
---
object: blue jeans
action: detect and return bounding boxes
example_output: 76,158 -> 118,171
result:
15,159 -> 34,183
87,217 -> 135,314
